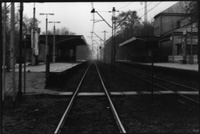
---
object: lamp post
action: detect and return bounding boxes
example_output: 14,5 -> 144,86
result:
48,21 -> 61,63
39,13 -> 54,82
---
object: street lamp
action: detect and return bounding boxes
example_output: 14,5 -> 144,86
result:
48,21 -> 61,63
39,13 -> 54,82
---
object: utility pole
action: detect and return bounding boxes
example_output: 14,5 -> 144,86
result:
144,1 -> 147,23
49,21 -> 60,63
91,32 -> 94,60
17,2 -> 23,99
102,30 -> 108,42
53,24 -> 56,62
190,23 -> 193,64
111,7 -> 117,71
198,0 -> 200,98
102,30 -> 107,62
2,2 -> 7,101
0,2 -> 3,134
32,3 -> 36,65
39,13 -> 54,83
10,2 -> 16,105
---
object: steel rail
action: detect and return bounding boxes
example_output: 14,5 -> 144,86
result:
119,64 -> 198,91
117,67 -> 199,104
154,76 -> 198,91
153,82 -> 199,104
95,63 -> 126,133
54,63 -> 91,134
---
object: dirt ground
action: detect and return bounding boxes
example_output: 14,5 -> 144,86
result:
2,63 -> 199,134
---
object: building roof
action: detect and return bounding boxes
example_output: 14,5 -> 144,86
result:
119,37 -> 145,47
25,34 -> 87,48
56,35 -> 87,48
119,36 -> 158,49
154,2 -> 187,18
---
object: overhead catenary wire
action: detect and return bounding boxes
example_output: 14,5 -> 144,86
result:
118,2 -> 133,10
139,2 -> 162,19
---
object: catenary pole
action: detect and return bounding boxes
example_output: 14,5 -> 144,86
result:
198,0 -> 200,104
144,1 -> 147,23
32,3 -> 36,65
53,24 -> 55,62
2,2 -> 6,102
17,2 -> 23,99
0,2 -> 3,134
10,2 -> 16,106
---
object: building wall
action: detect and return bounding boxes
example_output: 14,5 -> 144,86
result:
154,15 -> 183,36
38,43 -> 45,62
103,40 -> 112,64
76,45 -> 90,61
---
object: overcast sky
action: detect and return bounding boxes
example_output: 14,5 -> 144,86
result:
22,1 -> 177,46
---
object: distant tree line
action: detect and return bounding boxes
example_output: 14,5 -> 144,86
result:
42,27 -> 76,35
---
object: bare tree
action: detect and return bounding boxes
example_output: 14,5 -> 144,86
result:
184,1 -> 198,23
55,27 -> 75,35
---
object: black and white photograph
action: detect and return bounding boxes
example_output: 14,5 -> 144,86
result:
0,0 -> 199,134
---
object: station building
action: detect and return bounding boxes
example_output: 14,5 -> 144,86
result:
154,1 -> 198,64
103,1 -> 198,64
23,34 -> 89,64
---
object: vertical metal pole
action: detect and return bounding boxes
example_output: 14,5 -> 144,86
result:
151,49 -> 154,98
198,0 -> 200,103
17,2 -> 23,99
103,30 -> 107,63
53,24 -> 56,62
24,38 -> 26,95
91,32 -> 94,60
144,1 -> 147,23
111,21 -> 113,70
46,16 -> 50,83
32,3 -> 35,65
11,2 -> 16,106
0,2 -> 3,134
111,9 -> 114,71
2,2 -> 6,101
190,23 -> 193,64
113,7 -> 116,68
183,30 -> 187,64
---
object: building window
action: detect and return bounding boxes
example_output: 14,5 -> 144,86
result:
176,20 -> 181,28
177,44 -> 182,55
186,45 -> 198,55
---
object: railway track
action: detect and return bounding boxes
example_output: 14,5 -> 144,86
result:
54,62 -> 126,134
116,63 -> 199,104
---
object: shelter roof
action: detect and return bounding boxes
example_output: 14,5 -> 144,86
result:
119,36 -> 158,49
56,35 -> 87,48
119,37 -> 145,47
25,34 -> 87,47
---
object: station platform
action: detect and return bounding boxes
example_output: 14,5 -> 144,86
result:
5,62 -> 85,95
141,62 -> 198,72
15,62 -> 81,73
117,60 -> 199,72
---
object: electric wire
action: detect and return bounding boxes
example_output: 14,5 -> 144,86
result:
139,2 -> 162,18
